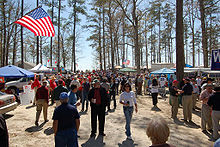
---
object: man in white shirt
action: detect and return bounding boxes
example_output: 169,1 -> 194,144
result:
159,75 -> 167,88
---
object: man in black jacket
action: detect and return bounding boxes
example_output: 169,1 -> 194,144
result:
0,114 -> 8,147
208,86 -> 220,140
88,79 -> 107,137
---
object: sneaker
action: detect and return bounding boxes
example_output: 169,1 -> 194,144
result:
90,133 -> 96,138
127,136 -> 132,140
44,120 -> 49,123
35,121 -> 39,126
99,133 -> 106,136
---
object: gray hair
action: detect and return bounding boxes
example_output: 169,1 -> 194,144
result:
146,117 -> 170,145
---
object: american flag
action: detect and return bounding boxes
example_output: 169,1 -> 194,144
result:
15,7 -> 55,37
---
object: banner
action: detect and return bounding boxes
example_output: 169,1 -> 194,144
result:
20,85 -> 35,105
211,49 -> 220,70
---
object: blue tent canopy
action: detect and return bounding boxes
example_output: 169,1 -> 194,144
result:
151,68 -> 175,75
0,65 -> 35,78
149,68 -> 175,79
185,64 -> 193,68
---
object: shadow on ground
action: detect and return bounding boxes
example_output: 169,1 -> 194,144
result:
81,135 -> 105,147
26,105 -> 36,109
151,106 -> 161,111
25,122 -> 46,133
3,114 -> 14,120
44,127 -> 54,135
118,139 -> 138,147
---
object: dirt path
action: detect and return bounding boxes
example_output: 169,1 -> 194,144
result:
6,94 -> 214,147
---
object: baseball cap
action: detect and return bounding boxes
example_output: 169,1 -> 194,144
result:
92,79 -> 100,84
58,79 -> 63,84
59,92 -> 69,99
172,80 -> 178,84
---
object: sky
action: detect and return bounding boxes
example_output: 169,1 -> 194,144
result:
25,0 -> 94,71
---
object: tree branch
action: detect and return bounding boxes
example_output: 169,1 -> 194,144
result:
114,0 -> 134,26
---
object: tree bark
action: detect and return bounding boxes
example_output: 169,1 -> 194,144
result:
176,0 -> 184,82
71,0 -> 77,72
12,25 -> 18,65
50,0 -> 54,67
21,0 -> 24,68
36,0 -> 39,65
57,0 -> 61,71
102,6 -> 106,71
199,0 -> 208,67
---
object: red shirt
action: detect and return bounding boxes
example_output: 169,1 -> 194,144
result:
36,86 -> 49,103
31,79 -> 41,89
94,88 -> 101,105
49,80 -> 57,90
78,81 -> 83,91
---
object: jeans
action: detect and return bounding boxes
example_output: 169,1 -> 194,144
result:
55,128 -> 78,147
123,106 -> 133,137
82,91 -> 89,110
152,93 -> 158,106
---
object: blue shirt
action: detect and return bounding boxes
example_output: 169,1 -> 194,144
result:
52,103 -> 80,132
68,91 -> 77,107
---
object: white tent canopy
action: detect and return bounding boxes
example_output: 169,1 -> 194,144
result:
30,63 -> 52,72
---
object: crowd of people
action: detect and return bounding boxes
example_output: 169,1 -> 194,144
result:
1,70 -> 220,147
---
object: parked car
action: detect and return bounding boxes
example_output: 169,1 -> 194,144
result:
4,77 -> 33,94
0,91 -> 17,114
5,74 -> 44,94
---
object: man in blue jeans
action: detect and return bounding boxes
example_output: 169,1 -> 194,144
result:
52,92 -> 80,147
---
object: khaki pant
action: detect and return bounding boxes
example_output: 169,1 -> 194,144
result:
182,95 -> 193,121
192,93 -> 199,109
170,95 -> 178,119
55,100 -> 61,107
36,99 -> 48,122
212,110 -> 220,139
33,87 -> 38,104
201,104 -> 212,130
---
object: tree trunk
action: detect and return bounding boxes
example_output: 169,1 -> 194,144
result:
57,0 -> 61,71
98,8 -> 102,70
50,0 -> 54,67
108,2 -> 114,71
199,0 -> 208,67
36,0 -> 39,64
145,15 -> 148,69
122,14 -> 125,66
71,0 -> 77,72
158,5 -> 161,63
40,37 -> 43,63
176,0 -> 184,82
21,0 -> 24,68
2,0 -> 6,67
12,25 -> 18,65
133,0 -> 140,73
102,6 -> 106,71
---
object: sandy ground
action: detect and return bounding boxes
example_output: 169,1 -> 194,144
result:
5,94 -> 214,147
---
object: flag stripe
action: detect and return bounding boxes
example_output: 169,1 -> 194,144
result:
47,17 -> 55,35
28,16 -> 45,36
14,7 -> 55,37
36,19 -> 46,36
15,20 -> 38,36
37,18 -> 48,36
44,17 -> 52,36
42,17 -> 52,36
45,17 -> 54,36
19,17 -> 41,36
25,16 -> 44,36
